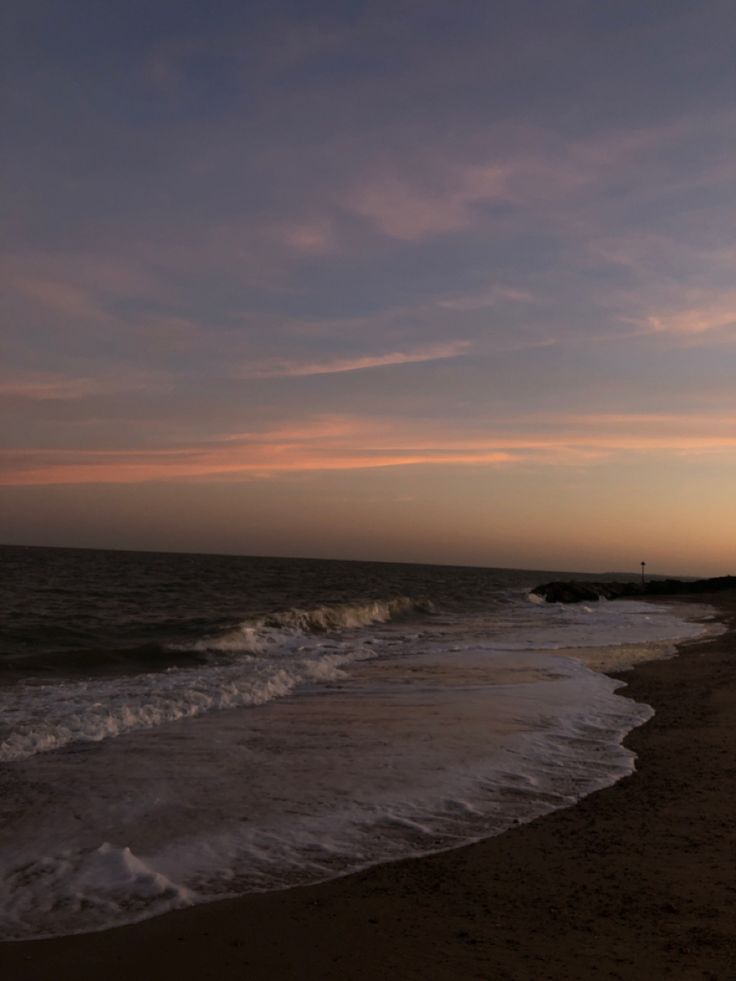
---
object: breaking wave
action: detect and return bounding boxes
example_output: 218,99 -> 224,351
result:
170,595 -> 431,654
0,597 -> 429,764
0,647 -> 376,763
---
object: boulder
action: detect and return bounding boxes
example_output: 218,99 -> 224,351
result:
532,575 -> 736,604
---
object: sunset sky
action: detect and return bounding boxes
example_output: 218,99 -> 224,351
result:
2,1 -> 735,574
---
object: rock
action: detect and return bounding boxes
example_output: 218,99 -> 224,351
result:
531,576 -> 736,604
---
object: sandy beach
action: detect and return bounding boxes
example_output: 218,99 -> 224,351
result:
2,591 -> 735,981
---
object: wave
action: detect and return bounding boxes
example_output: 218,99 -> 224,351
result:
0,648 -> 377,764
1,671 -> 654,940
0,596 -> 431,763
171,595 -> 431,654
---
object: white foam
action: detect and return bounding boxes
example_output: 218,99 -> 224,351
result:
0,593 -> 716,940
2,597 -> 703,764
526,592 -> 546,605
0,597 -> 432,762
487,599 -> 707,652
174,596 -> 429,654
0,647 -> 375,763
0,657 -> 654,941
0,843 -> 193,940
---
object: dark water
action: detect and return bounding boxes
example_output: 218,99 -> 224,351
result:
0,544 -> 707,941
0,544 -> 557,679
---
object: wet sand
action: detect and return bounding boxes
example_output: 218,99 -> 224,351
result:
3,592 -> 735,980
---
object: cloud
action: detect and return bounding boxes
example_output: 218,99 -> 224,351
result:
2,252 -> 163,310
0,372 -> 166,401
0,443 -> 514,487
435,286 -> 535,311
1,249 -> 218,370
238,340 -> 473,378
9,275 -> 110,325
646,297 -> 736,335
4,10 -> 736,524
275,219 -> 336,254
344,165 -> 510,240
558,411 -> 736,428
0,376 -> 121,401
337,122 -> 690,243
5,411 -> 736,487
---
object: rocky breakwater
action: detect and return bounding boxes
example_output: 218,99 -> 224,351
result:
532,575 -> 736,604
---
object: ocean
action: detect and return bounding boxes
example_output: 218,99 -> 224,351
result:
0,545 -> 715,941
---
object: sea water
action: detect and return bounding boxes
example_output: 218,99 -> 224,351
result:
0,545 -> 716,940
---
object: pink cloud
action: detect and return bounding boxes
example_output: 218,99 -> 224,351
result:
2,252 -> 163,307
9,276 -> 108,324
646,297 -> 736,335
0,442 -> 514,487
345,165 -> 510,240
340,136 -> 614,243
2,249 -> 216,365
275,219 -> 336,254
238,340 -> 473,378
0,376 -> 116,400
0,371 -> 166,400
556,411 -> 736,429
338,115 -> 734,245
5,410 -> 736,487
435,286 -> 535,311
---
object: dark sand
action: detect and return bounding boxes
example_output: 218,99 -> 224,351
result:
3,593 -> 735,980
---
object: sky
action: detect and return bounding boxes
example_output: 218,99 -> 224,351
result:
2,0 -> 735,574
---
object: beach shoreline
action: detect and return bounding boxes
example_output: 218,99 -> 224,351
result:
2,591 -> 735,980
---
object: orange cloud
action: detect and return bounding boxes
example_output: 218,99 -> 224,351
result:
0,444 -> 514,486
4,411 -> 736,486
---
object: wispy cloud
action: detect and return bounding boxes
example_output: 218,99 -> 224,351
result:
8,275 -> 111,325
0,443 -> 514,487
435,286 -> 535,311
238,341 -> 473,378
646,296 -> 736,336
338,120 -> 713,244
0,372 -> 166,401
0,376 -> 120,401
344,165 -> 510,241
5,411 -> 736,486
273,219 -> 337,255
4,0 -> 736,573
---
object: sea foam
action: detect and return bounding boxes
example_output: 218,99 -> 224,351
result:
0,843 -> 193,939
173,595 -> 430,653
0,567 -> 716,942
0,656 -> 653,941
0,648 -> 375,763
0,597 -> 429,762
